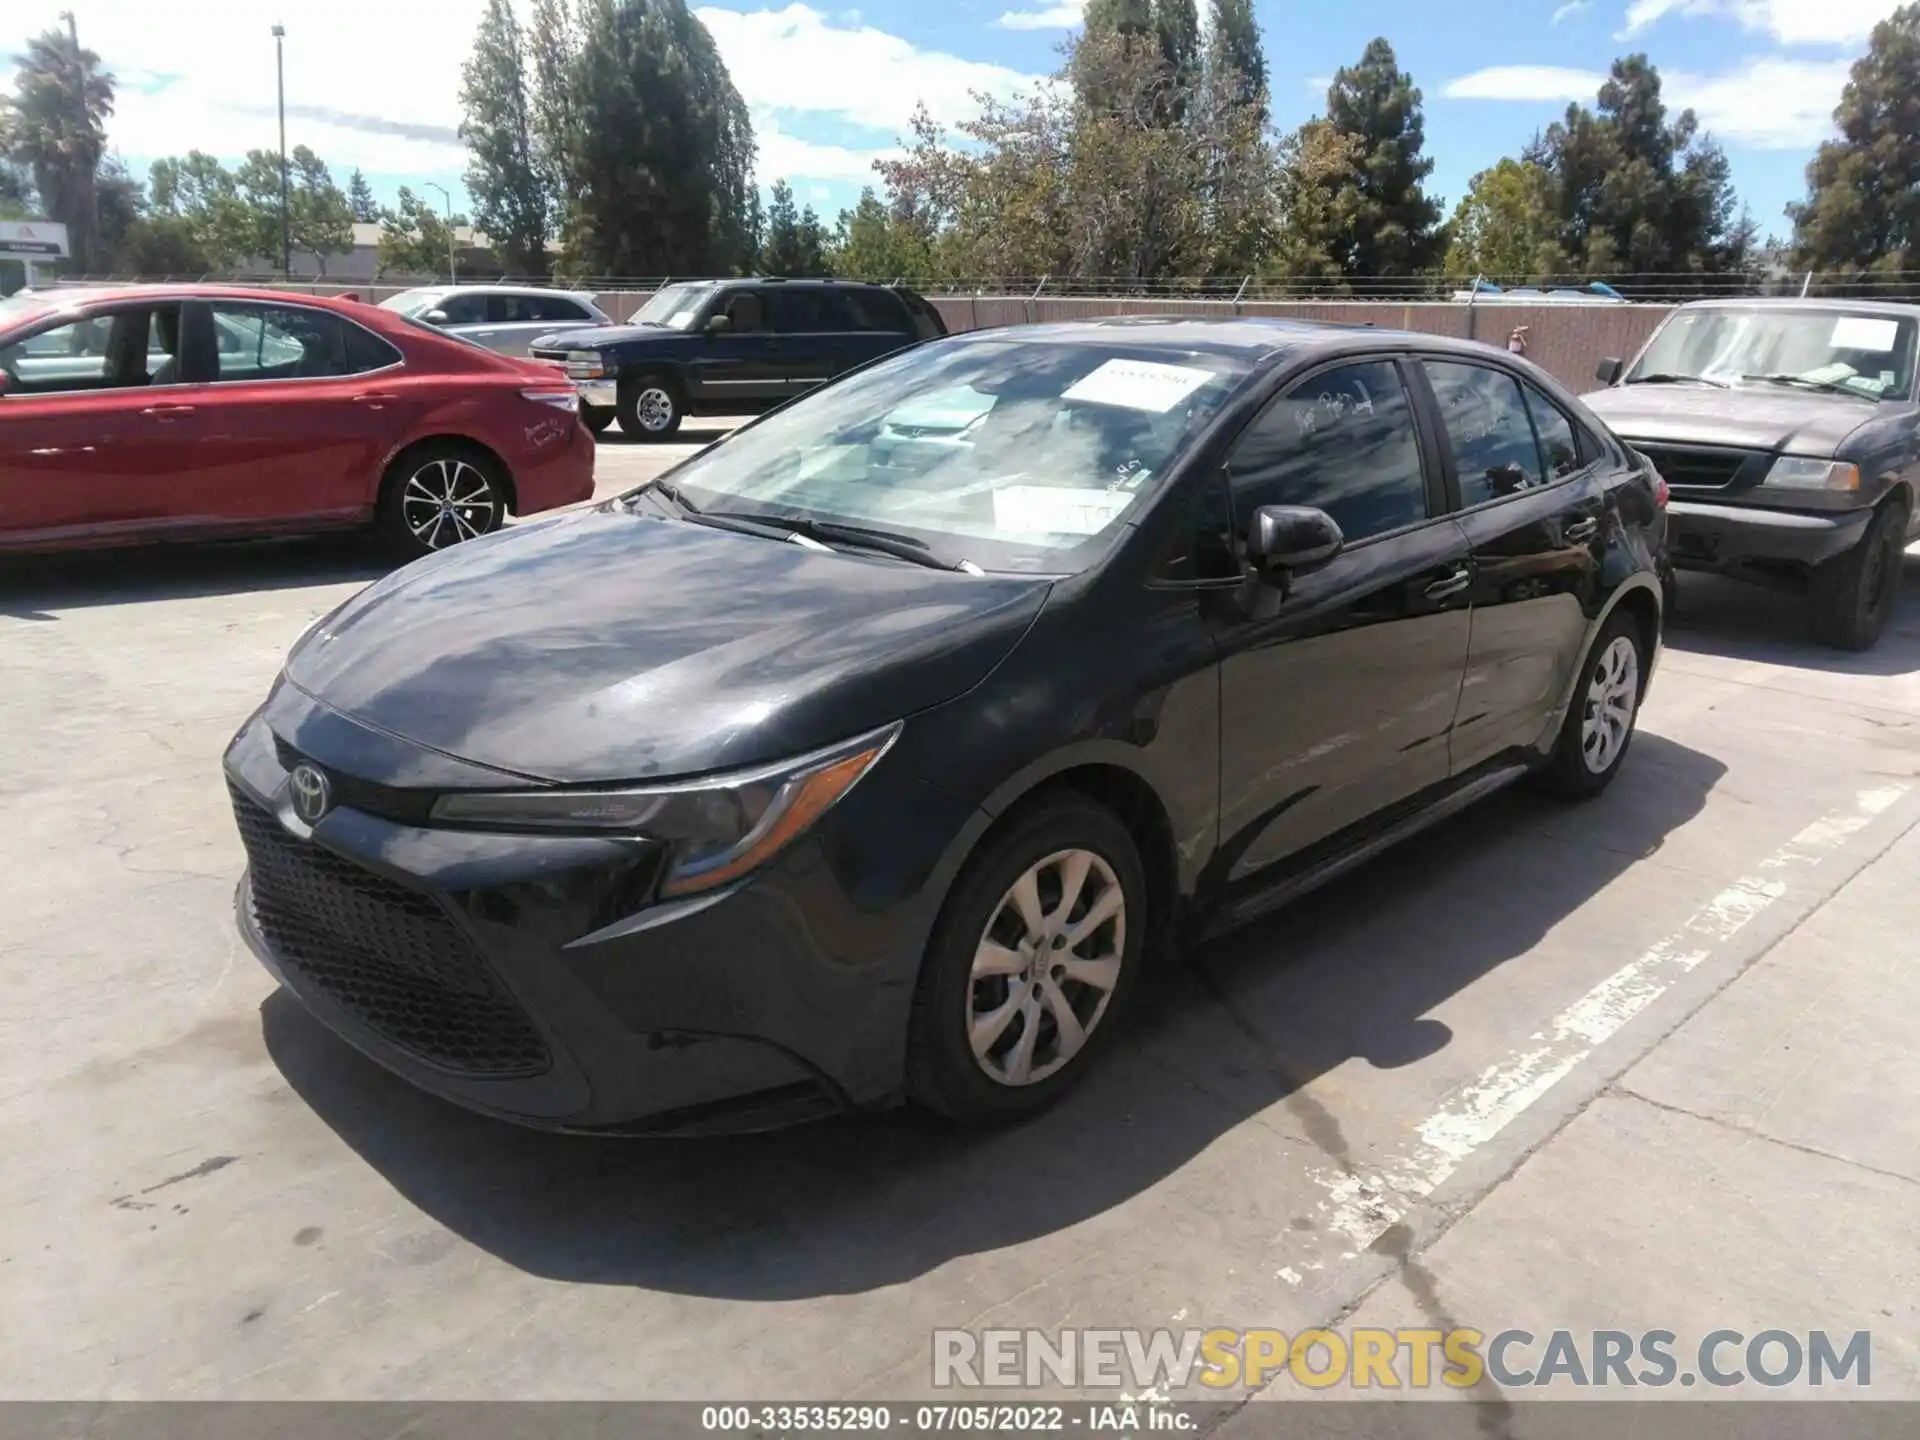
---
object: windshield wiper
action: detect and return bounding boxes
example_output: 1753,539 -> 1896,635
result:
1740,372 -> 1876,400
624,477 -> 701,516
712,512 -> 970,572
1626,372 -> 1731,388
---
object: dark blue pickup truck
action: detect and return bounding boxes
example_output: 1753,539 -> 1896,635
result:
530,278 -> 948,441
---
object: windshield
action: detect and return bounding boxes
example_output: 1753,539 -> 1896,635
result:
633,283 -> 712,330
379,289 -> 445,318
1629,307 -> 1917,399
658,337 -> 1250,573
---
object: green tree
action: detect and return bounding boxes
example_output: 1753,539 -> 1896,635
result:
1267,119 -> 1361,286
347,168 -> 379,224
0,159 -> 32,217
1206,0 -> 1267,122
1443,158 -> 1564,278
760,179 -> 828,275
148,151 -> 256,266
1789,3 -> 1920,277
828,187 -> 932,279
377,186 -> 464,279
0,26 -> 115,268
461,0 -> 551,275
229,146 -> 351,273
1323,38 -> 1444,277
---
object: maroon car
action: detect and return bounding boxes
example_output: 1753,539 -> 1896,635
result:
0,284 -> 596,556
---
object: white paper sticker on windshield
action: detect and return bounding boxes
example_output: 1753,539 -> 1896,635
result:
1831,316 -> 1900,351
1062,359 -> 1214,413
666,310 -> 698,331
993,485 -> 1134,536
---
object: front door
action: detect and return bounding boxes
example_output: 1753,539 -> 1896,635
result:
682,288 -> 785,408
1415,357 -> 1608,770
0,301 -> 194,545
1213,357 -> 1474,888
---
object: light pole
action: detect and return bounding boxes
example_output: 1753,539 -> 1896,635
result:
423,181 -> 456,285
272,24 -> 290,276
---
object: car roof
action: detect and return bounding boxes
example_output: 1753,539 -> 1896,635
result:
29,283 -> 378,312
959,314 -> 1512,361
394,284 -> 598,299
1675,297 -> 1920,317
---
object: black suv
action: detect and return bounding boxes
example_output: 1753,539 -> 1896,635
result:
1585,299 -> 1920,650
532,278 -> 947,440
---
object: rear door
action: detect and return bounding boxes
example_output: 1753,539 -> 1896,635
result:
469,292 -> 603,357
1213,356 -> 1475,885
174,300 -> 418,527
764,286 -> 843,396
836,287 -> 920,370
1414,356 -> 1610,771
681,287 -> 785,407
0,301 -> 195,545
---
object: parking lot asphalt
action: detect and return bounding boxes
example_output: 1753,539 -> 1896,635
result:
4,422 -> 1919,1402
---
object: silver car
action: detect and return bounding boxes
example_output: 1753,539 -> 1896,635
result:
378,285 -> 610,358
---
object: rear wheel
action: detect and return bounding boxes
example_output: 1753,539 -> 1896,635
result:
377,443 -> 508,558
580,403 -> 615,436
1534,610 -> 1646,798
905,795 -> 1145,1124
1809,499 -> 1907,651
617,373 -> 683,441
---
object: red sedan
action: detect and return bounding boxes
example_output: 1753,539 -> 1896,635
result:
0,284 -> 596,556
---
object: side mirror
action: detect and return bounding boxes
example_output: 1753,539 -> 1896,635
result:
425,309 -> 451,325
1248,504 -> 1343,575
1595,356 -> 1623,386
705,312 -> 732,335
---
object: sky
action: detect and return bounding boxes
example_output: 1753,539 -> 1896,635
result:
5,0 -> 1903,251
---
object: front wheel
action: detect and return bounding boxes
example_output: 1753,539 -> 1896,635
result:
377,444 -> 508,558
617,374 -> 683,441
1533,611 -> 1646,798
1809,500 -> 1907,651
905,794 -> 1146,1124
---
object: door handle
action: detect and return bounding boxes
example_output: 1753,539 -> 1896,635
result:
139,404 -> 196,418
352,392 -> 401,407
1566,516 -> 1600,543
1424,564 -> 1473,600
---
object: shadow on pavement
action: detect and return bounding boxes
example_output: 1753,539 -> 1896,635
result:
1666,553 -> 1920,676
0,534 -> 389,616
595,423 -> 736,448
263,730 -> 1726,1300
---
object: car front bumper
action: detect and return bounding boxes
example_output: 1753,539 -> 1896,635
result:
575,379 -> 619,409
221,695 -> 978,1133
1665,499 -> 1872,573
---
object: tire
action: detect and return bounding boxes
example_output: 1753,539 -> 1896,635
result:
616,373 -> 684,441
905,794 -> 1147,1124
580,403 -> 615,436
1809,499 -> 1907,651
1533,610 -> 1647,799
376,443 -> 509,559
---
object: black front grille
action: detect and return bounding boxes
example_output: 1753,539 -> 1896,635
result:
530,347 -> 569,363
231,785 -> 550,1078
272,738 -> 438,825
1636,444 -> 1761,490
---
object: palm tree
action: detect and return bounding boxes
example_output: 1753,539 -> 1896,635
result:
0,28 -> 115,266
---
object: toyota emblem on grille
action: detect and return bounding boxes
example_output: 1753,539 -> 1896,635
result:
289,763 -> 332,824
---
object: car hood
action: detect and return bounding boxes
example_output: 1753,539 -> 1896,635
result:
1582,382 -> 1876,456
284,507 -> 1050,784
530,322 -> 687,350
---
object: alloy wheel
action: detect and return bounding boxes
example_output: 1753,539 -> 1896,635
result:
1580,635 -> 1639,774
968,848 -> 1126,1086
400,458 -> 497,550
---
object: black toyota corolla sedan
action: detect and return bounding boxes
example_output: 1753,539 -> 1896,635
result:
225,317 -> 1668,1134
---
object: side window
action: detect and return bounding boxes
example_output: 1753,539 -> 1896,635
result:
766,288 -> 833,334
1423,361 -> 1546,505
1522,383 -> 1588,479
527,294 -> 591,322
210,304 -> 347,381
341,320 -> 403,374
843,288 -> 909,332
0,308 -> 174,393
437,293 -> 488,325
1225,360 -> 1429,546
721,290 -> 766,332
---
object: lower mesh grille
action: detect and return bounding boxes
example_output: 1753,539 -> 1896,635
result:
231,784 -> 550,1077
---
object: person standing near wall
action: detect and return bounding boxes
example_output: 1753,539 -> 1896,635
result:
1507,325 -> 1529,356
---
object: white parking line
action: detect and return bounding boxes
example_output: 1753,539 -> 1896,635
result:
1308,782 -> 1911,1253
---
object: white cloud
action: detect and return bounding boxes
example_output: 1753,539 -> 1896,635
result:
1442,54 -> 1851,149
1442,66 -> 1608,100
1551,0 -> 1592,23
994,1 -> 1086,29
1619,0 -> 1900,45
756,118 -> 899,185
696,4 -> 1041,131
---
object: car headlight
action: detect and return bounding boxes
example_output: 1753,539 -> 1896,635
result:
1761,457 -> 1860,492
429,722 -> 901,897
565,349 -> 606,379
